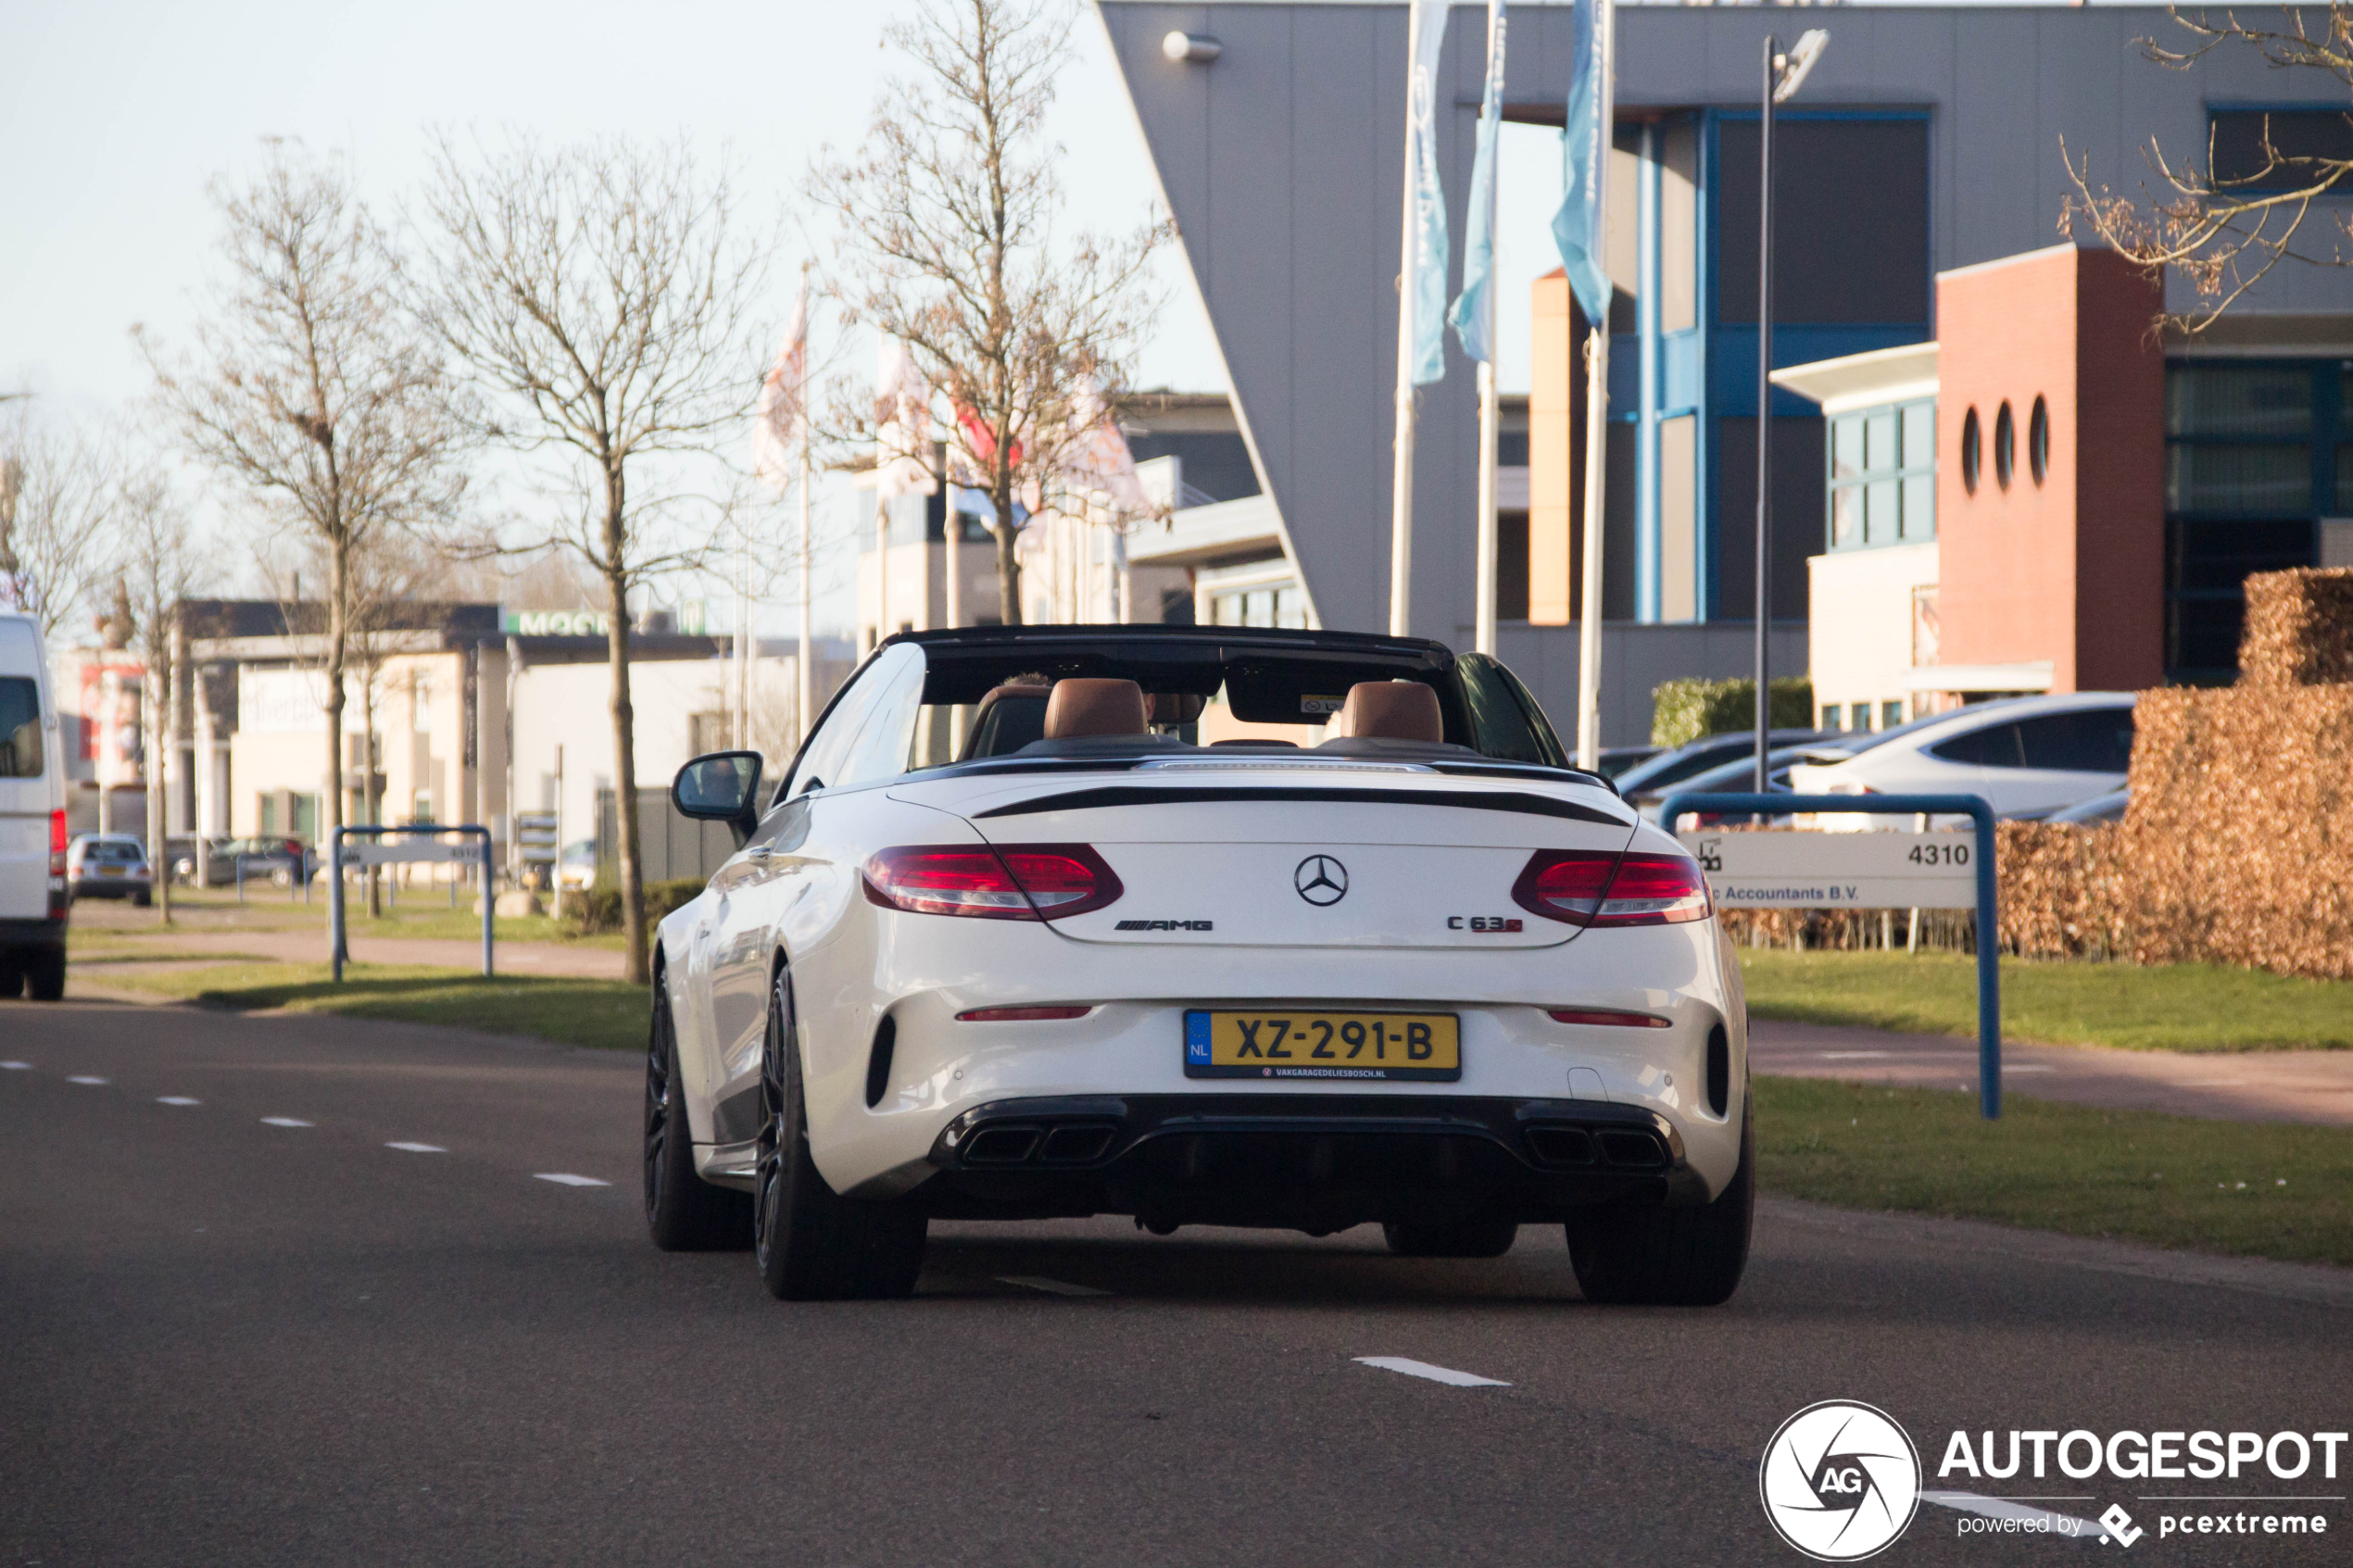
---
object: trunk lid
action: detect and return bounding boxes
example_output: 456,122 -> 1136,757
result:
889,759 -> 1636,949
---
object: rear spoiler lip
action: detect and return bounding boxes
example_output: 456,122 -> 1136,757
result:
970,784 -> 1634,828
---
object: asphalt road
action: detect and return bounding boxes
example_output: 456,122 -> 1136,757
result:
5,998 -> 2347,1567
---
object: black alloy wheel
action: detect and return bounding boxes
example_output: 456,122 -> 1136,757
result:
753,964 -> 927,1301
643,969 -> 750,1250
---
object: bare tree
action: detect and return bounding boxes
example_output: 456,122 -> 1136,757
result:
2064,6 -> 2353,329
809,0 -> 1165,625
116,459 -> 205,925
139,142 -> 465,932
415,132 -> 768,984
0,408 -> 122,647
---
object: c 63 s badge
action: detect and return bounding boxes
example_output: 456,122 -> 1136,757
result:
1114,919 -> 1214,932
1448,916 -> 1524,933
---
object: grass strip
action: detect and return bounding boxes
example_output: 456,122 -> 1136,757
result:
107,961 -> 646,1053
1740,949 -> 2353,1052
1755,1075 -> 2353,1268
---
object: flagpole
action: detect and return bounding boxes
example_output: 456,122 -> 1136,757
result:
797,436 -> 812,749
1388,20 -> 1422,639
1471,0 -> 1503,656
1573,0 -> 1616,771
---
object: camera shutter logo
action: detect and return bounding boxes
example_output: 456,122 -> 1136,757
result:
1294,855 -> 1348,907
1758,1400 -> 1921,1561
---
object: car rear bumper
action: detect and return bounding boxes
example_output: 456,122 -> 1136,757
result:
898,1092 -> 1708,1229
0,917 -> 67,947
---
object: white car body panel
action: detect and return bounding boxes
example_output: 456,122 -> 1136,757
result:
660,755 -> 1749,1215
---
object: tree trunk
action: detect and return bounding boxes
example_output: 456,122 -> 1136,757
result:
363,662 -> 382,918
605,493 -> 648,985
145,653 -> 170,926
324,539 -> 347,960
993,475 -> 1022,625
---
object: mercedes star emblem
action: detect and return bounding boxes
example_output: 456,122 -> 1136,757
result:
1294,854 -> 1349,907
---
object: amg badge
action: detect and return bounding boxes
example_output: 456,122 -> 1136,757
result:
1114,919 -> 1215,932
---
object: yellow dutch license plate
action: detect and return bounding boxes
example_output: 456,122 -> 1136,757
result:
1183,1010 -> 1460,1082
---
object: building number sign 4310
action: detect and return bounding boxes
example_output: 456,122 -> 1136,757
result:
1906,842 -> 1969,867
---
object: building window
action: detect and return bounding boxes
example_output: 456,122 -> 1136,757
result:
1209,584 -> 1307,629
1993,401 -> 2015,491
2209,109 -> 2353,194
1827,397 -> 1934,551
410,792 -> 435,824
1881,700 -> 1904,730
2162,358 -> 2338,680
1959,407 -> 1981,495
2029,395 -> 2050,486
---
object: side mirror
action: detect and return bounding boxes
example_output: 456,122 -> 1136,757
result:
673,751 -> 764,841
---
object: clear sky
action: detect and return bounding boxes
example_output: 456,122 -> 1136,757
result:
1,1 -> 1567,635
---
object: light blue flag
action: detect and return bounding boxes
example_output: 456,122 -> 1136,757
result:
1551,0 -> 1613,329
1406,0 -> 1452,385
1448,1 -> 1507,364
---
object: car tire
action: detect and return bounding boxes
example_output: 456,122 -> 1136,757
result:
132,889 -> 152,908
25,946 -> 67,1004
1382,1216 -> 1520,1258
0,953 -> 23,999
1564,1104 -> 1754,1307
643,970 -> 753,1251
753,964 -> 926,1301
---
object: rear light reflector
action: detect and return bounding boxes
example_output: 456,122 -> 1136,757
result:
956,1006 -> 1094,1022
49,809 -> 69,858
862,844 -> 1122,921
1545,1008 -> 1669,1028
1513,849 -> 1711,928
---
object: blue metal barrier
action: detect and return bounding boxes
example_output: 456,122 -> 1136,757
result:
1656,791 -> 2002,1120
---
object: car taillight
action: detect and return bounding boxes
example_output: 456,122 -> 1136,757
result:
862,844 -> 1122,921
48,810 -> 69,919
1512,849 -> 1711,928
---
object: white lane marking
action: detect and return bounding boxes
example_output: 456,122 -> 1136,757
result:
68,1075 -> 108,1085
2007,1065 -> 2057,1073
1353,1356 -> 1510,1388
1,1060 -> 31,1071
534,1173 -> 610,1187
998,1275 -> 1112,1298
156,1096 -> 201,1107
1919,1490 -> 2115,1541
385,1141 -> 447,1154
260,1117 -> 312,1128
1820,1050 -> 1891,1060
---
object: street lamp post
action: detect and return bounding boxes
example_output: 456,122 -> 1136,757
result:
1754,29 -> 1828,793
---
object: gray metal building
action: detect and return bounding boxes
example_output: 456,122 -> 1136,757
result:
1096,1 -> 2353,737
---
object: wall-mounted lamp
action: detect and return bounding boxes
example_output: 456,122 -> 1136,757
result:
1163,31 -> 1222,64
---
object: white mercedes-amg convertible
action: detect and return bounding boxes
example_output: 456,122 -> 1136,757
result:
647,625 -> 1751,1305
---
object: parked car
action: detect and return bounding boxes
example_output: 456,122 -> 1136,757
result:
1788,693 -> 2137,824
0,609 -> 68,1000
649,626 -> 1752,1307
1594,745 -> 1663,780
559,838 -> 598,891
1611,728 -> 1839,800
176,835 -> 314,886
2046,787 -> 2128,825
67,833 -> 153,906
1629,746 -> 1824,828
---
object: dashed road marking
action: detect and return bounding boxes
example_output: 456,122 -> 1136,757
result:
1,1061 -> 31,1071
999,1275 -> 1112,1298
68,1075 -> 107,1085
385,1141 -> 447,1154
1820,1050 -> 1891,1060
1353,1356 -> 1510,1388
260,1117 -> 312,1128
156,1097 -> 201,1107
534,1173 -> 610,1187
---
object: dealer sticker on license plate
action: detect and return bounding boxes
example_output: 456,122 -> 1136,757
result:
1183,1010 -> 1461,1082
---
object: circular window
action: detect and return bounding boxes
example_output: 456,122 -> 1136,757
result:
2029,395 -> 2050,486
1959,407 -> 1981,495
1994,400 -> 2015,491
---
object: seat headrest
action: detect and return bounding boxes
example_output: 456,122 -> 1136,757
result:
1329,681 -> 1442,743
1043,678 -> 1149,740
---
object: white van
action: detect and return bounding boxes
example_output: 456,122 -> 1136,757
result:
0,610 -> 68,1000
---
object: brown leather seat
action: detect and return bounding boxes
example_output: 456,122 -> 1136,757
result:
1043,678 -> 1149,739
1327,681 -> 1442,743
